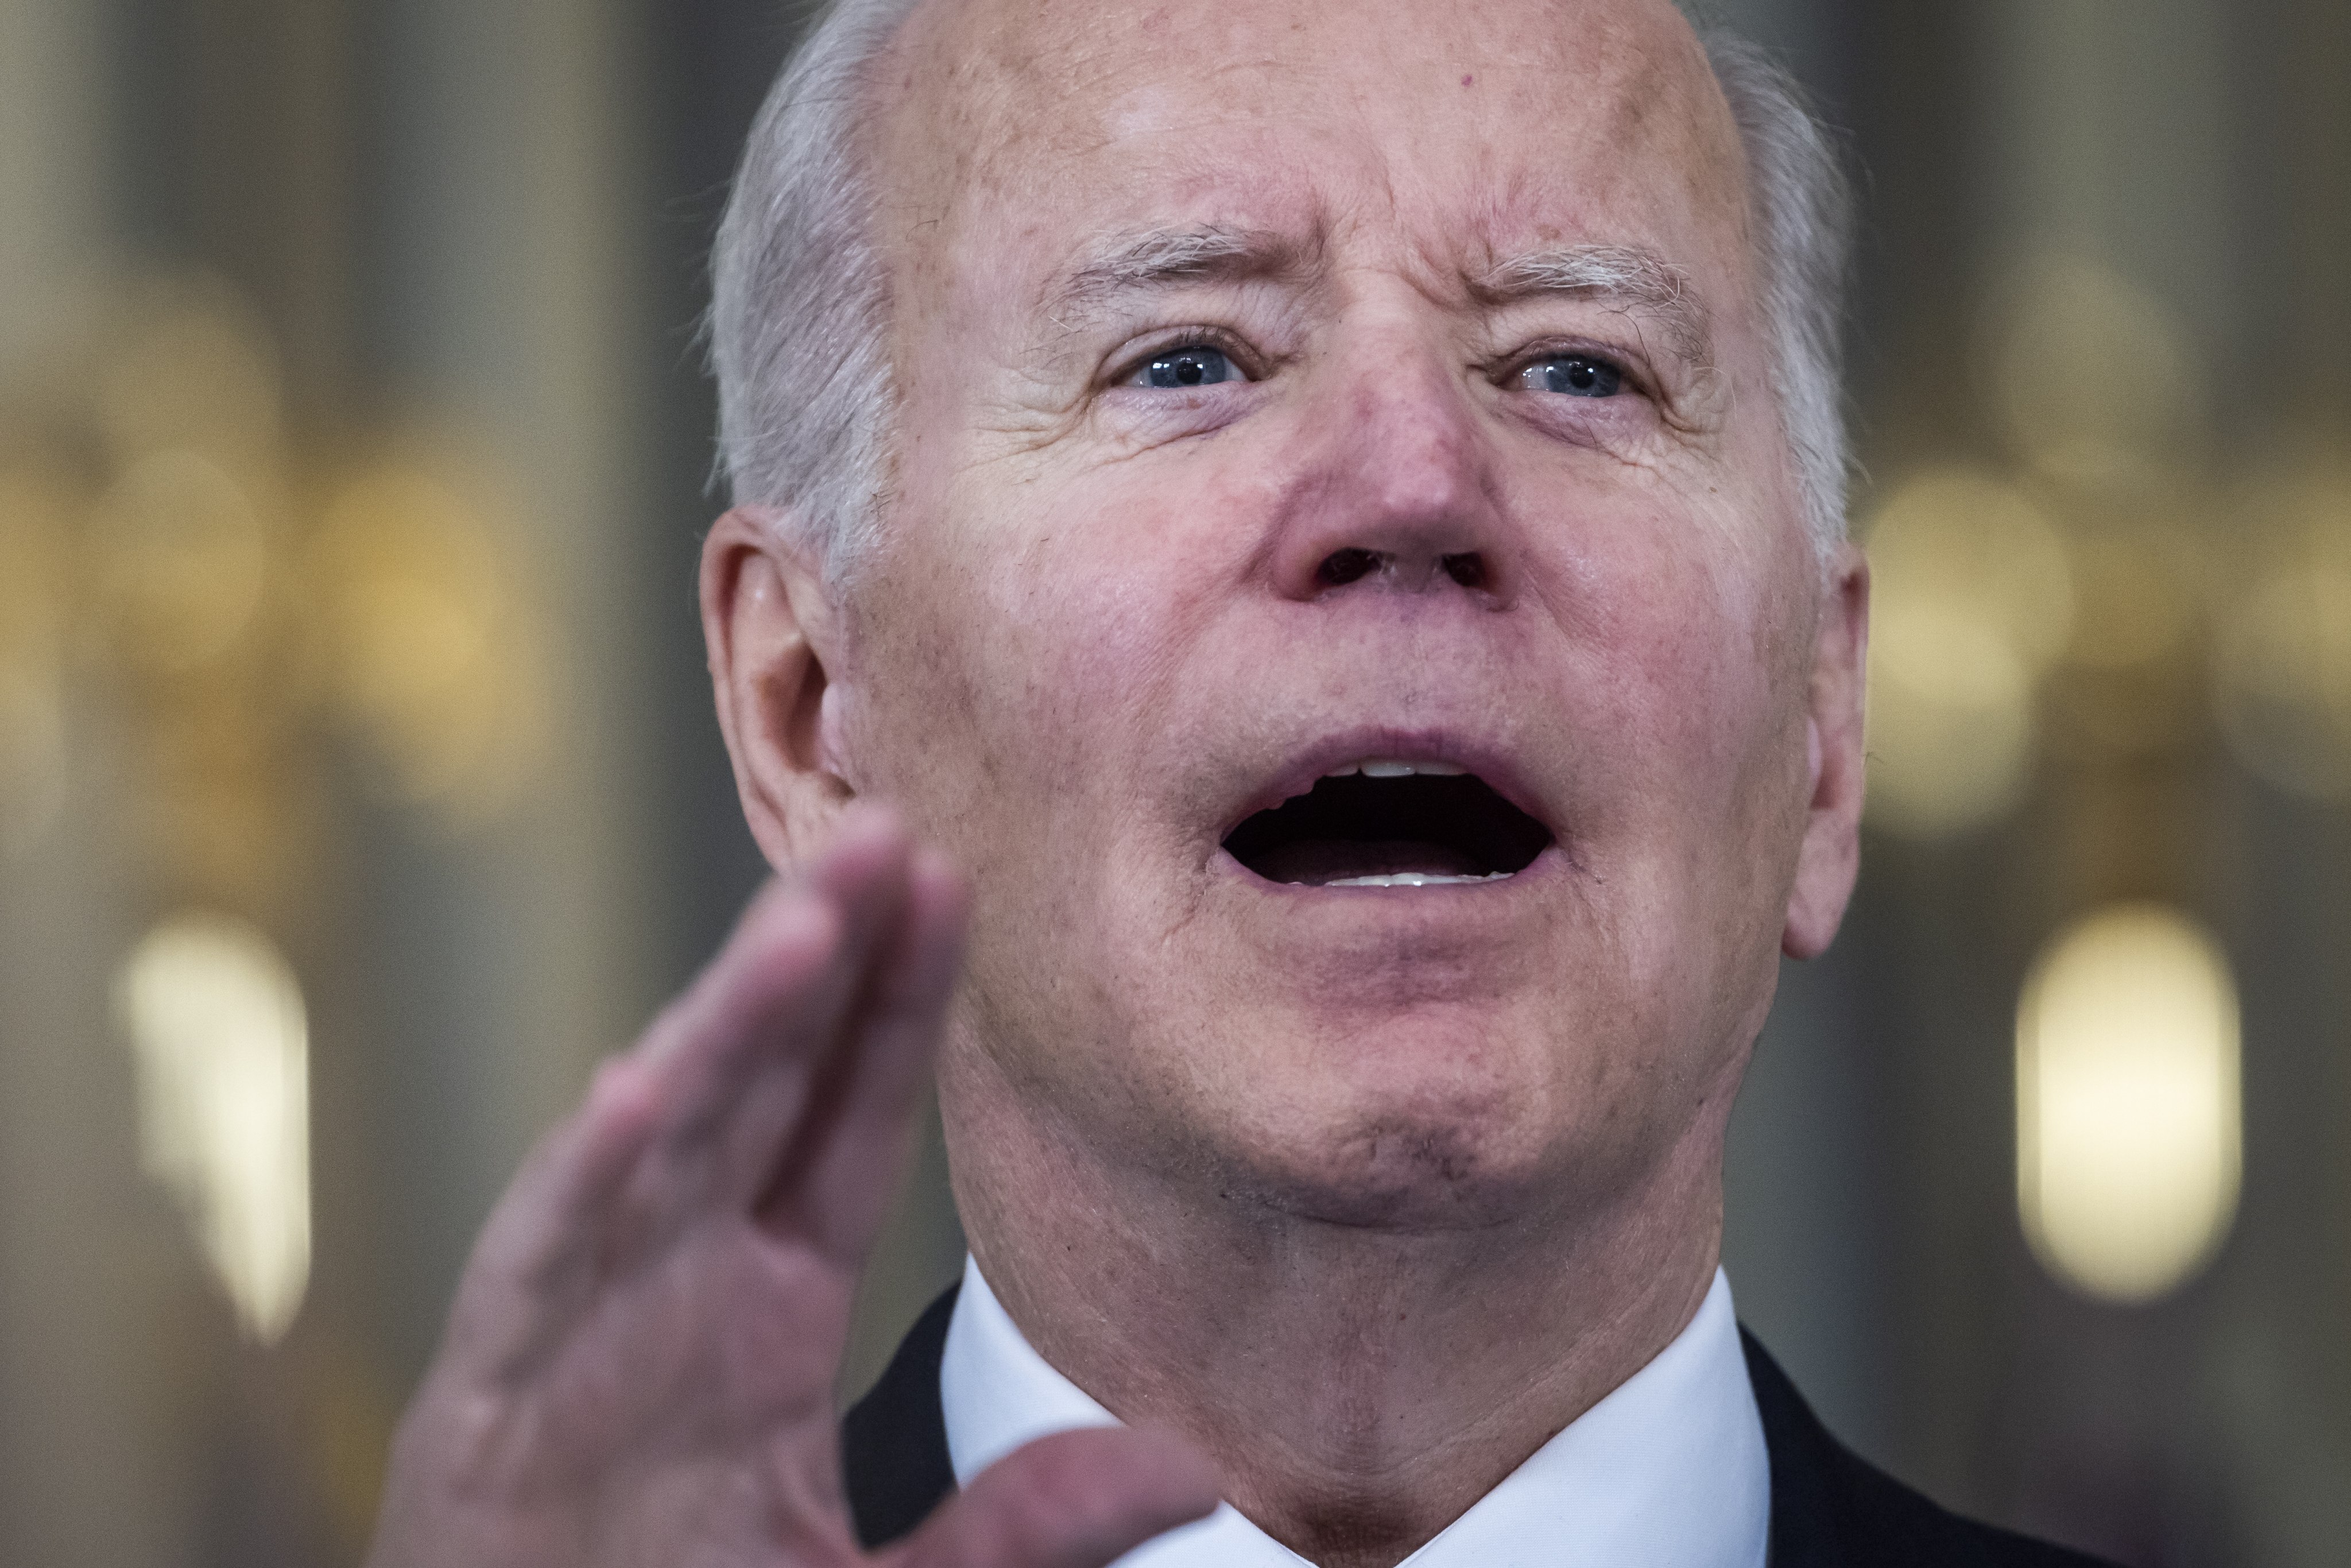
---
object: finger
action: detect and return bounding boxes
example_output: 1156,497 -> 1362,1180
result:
757,846 -> 970,1261
445,1046 -> 671,1373
490,874 -> 843,1284
697,815 -> 936,1210
898,1428 -> 1221,1568
652,803 -> 915,1170
622,803 -> 922,1236
446,807 -> 914,1365
478,1045 -> 665,1287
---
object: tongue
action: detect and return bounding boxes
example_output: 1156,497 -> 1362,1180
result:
1250,837 -> 1489,887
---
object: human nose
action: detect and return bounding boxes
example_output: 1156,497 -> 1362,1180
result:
1265,336 -> 1513,605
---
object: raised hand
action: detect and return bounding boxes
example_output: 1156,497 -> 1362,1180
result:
363,806 -> 1218,1568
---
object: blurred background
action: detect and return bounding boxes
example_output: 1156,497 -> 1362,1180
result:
0,0 -> 2344,1562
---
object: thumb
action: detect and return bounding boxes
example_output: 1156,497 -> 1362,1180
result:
896,1427 -> 1221,1568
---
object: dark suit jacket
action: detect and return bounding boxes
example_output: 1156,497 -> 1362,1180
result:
841,1285 -> 2118,1566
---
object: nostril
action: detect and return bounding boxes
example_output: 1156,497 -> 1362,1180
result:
1318,548 -> 1383,587
1442,552 -> 1487,589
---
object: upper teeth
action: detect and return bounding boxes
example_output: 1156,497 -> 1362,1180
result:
1326,759 -> 1469,779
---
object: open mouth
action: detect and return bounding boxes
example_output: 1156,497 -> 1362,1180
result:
1222,762 -> 1554,887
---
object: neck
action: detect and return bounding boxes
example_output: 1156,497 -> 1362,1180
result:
942,1060 -> 1729,1568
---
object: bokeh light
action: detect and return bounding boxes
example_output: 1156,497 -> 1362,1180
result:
87,448 -> 274,675
308,460 -> 549,818
1863,467 -> 2073,837
2016,904 -> 2241,1306
114,913 -> 312,1344
2211,462 -> 2351,799
2058,530 -> 2199,677
0,464 -> 76,853
96,282 -> 284,477
1978,255 -> 2203,487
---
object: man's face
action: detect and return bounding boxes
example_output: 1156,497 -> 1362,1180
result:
829,0 -> 1854,1224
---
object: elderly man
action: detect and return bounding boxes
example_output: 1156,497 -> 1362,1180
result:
366,0 -> 2109,1564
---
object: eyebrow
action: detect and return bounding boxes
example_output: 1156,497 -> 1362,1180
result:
1477,245 -> 1713,368
1046,229 -> 1712,370
1049,224 -> 1315,319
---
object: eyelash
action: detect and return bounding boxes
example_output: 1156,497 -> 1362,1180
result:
1107,327 -> 1262,388
1102,330 -> 1649,400
1495,342 -> 1644,398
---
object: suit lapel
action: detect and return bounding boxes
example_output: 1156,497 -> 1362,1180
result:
1741,1328 -> 1850,1567
842,1284 -> 960,1550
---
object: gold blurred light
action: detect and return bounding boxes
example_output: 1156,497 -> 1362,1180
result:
89,449 -> 272,673
2061,531 -> 2198,674
2211,463 -> 2351,799
115,914 -> 312,1344
1863,467 -> 2073,837
2212,565 -> 2351,799
1869,469 -> 2077,671
98,282 -> 284,474
2038,525 -> 2208,763
1979,255 -> 2201,486
139,691 -> 312,915
0,464 -> 78,652
309,462 -> 545,815
0,465 -> 78,851
2016,904 -> 2241,1305
0,663 -> 67,857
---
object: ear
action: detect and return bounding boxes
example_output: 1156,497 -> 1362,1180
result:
1781,543 -> 1869,961
701,506 -> 855,872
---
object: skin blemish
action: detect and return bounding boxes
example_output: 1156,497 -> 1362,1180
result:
1462,73 -> 1474,87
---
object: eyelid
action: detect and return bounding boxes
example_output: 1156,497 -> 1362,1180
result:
1104,326 -> 1265,389
1493,340 -> 1655,400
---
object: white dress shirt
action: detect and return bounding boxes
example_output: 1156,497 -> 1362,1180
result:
939,1256 -> 1771,1568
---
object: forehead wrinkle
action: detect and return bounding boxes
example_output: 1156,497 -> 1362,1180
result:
1476,245 -> 1713,368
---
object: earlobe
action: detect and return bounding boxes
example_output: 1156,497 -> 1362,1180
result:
701,508 -> 855,871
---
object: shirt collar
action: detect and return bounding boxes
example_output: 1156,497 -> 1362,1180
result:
939,1256 -> 1770,1568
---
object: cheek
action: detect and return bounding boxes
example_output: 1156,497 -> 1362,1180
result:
859,491 -> 1202,878
973,436 -> 1279,731
1521,484 -> 1810,989
1533,499 -> 1790,803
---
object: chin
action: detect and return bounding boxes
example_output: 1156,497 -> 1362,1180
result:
1207,1024 -> 1606,1232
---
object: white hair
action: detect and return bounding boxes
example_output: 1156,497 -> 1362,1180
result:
710,0 -> 924,576
710,1 -> 1853,578
1700,30 -> 1856,567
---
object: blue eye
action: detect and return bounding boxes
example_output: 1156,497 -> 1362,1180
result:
1520,355 -> 1624,398
1134,346 -> 1241,389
